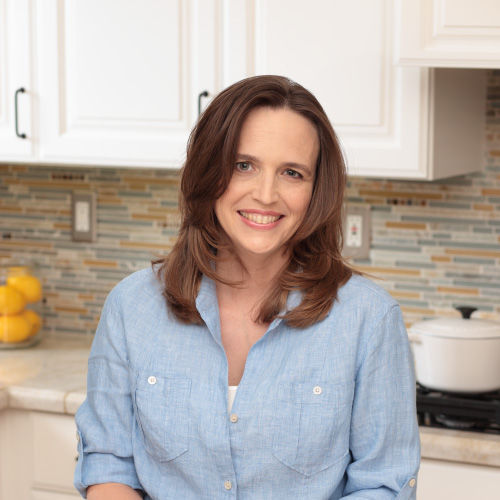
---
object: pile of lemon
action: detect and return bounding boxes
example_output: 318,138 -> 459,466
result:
0,266 -> 42,344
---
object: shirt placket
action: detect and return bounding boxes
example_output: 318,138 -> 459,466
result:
195,276 -> 296,497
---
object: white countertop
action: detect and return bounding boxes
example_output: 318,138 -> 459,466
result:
1,334 -> 499,468
0,334 -> 92,415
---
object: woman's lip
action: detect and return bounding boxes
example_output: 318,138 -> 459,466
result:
238,210 -> 283,229
238,209 -> 282,216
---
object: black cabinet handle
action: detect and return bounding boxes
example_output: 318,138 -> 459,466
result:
15,87 -> 27,139
198,90 -> 209,116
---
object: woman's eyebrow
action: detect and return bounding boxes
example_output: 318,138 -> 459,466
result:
236,153 -> 313,175
236,153 -> 260,163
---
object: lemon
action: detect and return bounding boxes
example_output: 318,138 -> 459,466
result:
0,314 -> 32,343
7,274 -> 42,303
23,309 -> 42,337
0,285 -> 27,315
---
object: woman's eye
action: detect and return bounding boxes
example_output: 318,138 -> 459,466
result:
236,161 -> 251,172
284,169 -> 302,179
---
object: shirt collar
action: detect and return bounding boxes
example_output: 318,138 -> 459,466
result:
195,274 -> 222,344
267,288 -> 302,331
195,274 -> 303,340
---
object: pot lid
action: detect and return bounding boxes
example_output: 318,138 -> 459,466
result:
409,315 -> 500,340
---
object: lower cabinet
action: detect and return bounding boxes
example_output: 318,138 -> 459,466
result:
32,492 -> 80,500
418,458 -> 500,500
0,409 -> 79,500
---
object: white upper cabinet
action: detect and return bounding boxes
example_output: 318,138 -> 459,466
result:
0,0 -> 487,179
34,0 -> 218,168
222,0 -> 485,179
0,0 -> 34,160
0,0 -> 219,168
397,0 -> 500,68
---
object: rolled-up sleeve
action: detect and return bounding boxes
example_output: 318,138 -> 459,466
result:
74,292 -> 143,497
342,304 -> 421,499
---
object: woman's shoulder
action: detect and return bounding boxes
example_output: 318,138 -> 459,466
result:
327,275 -> 405,348
106,266 -> 163,307
337,273 -> 398,312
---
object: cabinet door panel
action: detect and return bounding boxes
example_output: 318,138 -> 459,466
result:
241,0 -> 427,178
0,0 -> 33,159
441,0 -> 500,27
418,458 -> 500,500
0,410 -> 32,500
256,0 -> 384,128
31,412 -> 78,492
398,0 -> 500,68
31,491 -> 79,500
67,0 -> 181,122
35,0 -> 217,168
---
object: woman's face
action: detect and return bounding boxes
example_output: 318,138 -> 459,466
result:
215,106 -> 319,264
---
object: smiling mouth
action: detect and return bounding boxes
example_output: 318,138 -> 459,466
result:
239,211 -> 283,224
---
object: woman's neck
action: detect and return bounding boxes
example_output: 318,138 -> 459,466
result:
215,248 -> 287,290
214,248 -> 288,318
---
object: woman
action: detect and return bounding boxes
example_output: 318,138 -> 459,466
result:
74,75 -> 420,499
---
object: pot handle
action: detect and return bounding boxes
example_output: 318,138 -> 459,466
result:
407,332 -> 421,344
455,306 -> 477,319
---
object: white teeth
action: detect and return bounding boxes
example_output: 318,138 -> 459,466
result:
240,211 -> 280,224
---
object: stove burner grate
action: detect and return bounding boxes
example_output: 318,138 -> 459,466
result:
434,414 -> 489,431
416,384 -> 500,434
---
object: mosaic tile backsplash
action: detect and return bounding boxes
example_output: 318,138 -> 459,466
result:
1,72 -> 500,336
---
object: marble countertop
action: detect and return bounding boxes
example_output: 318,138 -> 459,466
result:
1,334 -> 499,468
0,333 -> 92,415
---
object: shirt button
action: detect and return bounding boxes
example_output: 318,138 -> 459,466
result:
224,480 -> 232,490
409,478 -> 416,488
229,413 -> 238,423
147,376 -> 157,385
313,385 -> 322,395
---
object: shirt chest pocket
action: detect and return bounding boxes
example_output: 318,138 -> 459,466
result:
272,381 -> 354,477
134,373 -> 191,462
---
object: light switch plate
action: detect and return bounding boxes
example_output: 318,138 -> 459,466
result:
342,205 -> 371,260
72,192 -> 96,242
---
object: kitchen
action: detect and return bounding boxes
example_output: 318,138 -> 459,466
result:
1,0 -> 500,498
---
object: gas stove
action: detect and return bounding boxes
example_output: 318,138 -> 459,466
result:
416,384 -> 500,434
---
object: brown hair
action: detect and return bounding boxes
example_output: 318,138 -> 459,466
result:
154,75 -> 354,328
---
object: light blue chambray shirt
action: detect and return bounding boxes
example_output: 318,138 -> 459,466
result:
74,267 -> 420,499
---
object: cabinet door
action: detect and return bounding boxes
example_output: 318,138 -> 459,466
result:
418,458 -> 500,500
397,0 -> 500,68
31,491 -> 79,500
34,0 -> 218,168
31,412 -> 78,493
0,0 -> 34,160
0,410 -> 80,500
0,409 -> 32,500
223,0 -> 430,179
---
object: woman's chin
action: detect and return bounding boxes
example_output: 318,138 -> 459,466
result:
232,243 -> 289,263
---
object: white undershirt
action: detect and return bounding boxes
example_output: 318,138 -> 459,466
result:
228,386 -> 238,412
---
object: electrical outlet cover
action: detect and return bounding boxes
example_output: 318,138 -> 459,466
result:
342,205 -> 371,259
72,192 -> 96,242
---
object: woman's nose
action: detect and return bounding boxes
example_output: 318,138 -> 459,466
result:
252,171 -> 279,205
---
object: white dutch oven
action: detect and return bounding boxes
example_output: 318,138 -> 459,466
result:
408,307 -> 500,393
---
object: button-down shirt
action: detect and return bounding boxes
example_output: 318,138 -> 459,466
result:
74,267 -> 420,499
